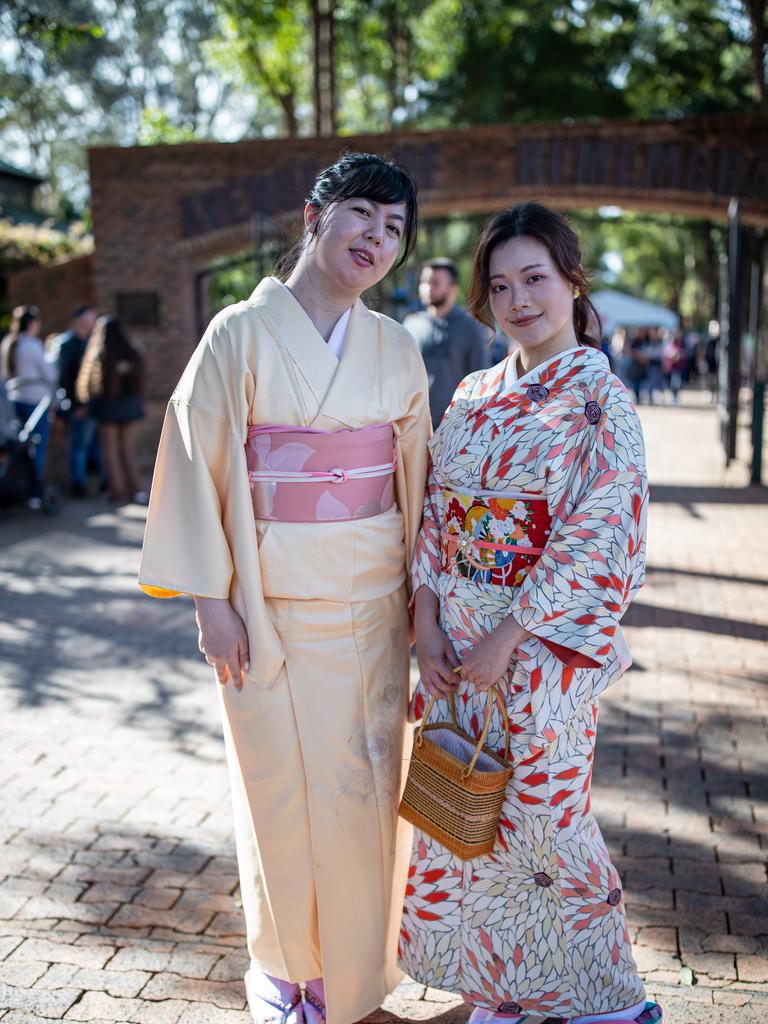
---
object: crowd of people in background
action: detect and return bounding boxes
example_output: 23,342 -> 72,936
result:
0,302 -> 147,510
0,273 -> 723,515
608,322 -> 719,406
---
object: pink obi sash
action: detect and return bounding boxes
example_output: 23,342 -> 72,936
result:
245,423 -> 396,523
441,487 -> 552,587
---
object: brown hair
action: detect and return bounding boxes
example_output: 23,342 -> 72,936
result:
422,257 -> 458,284
76,317 -> 144,404
467,202 -> 601,346
1,304 -> 41,380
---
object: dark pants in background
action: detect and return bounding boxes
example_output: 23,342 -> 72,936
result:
14,400 -> 50,499
68,413 -> 100,490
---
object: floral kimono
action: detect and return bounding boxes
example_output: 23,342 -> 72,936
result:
399,345 -> 650,1020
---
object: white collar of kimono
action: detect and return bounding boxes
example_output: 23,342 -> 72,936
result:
273,277 -> 351,361
502,343 -> 582,391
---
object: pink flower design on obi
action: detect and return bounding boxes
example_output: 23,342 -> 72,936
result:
316,489 -> 352,520
262,440 -> 316,472
249,436 -> 317,519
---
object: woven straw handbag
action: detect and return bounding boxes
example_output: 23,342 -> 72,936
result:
399,686 -> 513,861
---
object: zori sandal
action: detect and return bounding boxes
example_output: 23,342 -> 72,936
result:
303,982 -> 326,1024
247,974 -> 304,1024
467,1001 -> 663,1024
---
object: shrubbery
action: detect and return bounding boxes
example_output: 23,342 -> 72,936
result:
0,218 -> 93,274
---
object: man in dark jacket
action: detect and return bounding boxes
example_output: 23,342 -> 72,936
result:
404,258 -> 491,429
56,305 -> 98,497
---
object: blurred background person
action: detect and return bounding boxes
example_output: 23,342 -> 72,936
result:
703,320 -> 720,400
404,257 -> 490,428
1,304 -> 57,507
55,304 -> 102,498
627,328 -> 648,403
76,316 -> 147,505
664,329 -> 687,404
644,327 -> 665,404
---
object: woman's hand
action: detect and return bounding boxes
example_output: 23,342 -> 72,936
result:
413,585 -> 460,699
194,597 -> 250,690
456,615 -> 530,692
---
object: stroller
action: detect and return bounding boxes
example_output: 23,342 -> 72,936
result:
0,390 -> 62,514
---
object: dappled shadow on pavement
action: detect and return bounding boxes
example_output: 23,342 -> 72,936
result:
650,484 -> 768,511
646,565 -> 768,588
360,1009 -> 470,1023
0,502 -> 229,758
624,601 -> 768,643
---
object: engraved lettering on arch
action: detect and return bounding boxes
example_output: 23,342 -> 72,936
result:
515,139 -> 543,185
181,169 -> 291,238
644,143 -> 684,191
746,154 -> 768,199
576,138 -> 613,187
391,141 -> 442,190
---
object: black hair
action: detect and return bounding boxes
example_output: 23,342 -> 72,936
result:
71,304 -> 95,320
278,151 -> 418,278
422,257 -> 459,284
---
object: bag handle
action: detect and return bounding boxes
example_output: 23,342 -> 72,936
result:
415,686 -> 512,776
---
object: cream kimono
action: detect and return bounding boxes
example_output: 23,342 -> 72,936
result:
139,278 -> 430,1024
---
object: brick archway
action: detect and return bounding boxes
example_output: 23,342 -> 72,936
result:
88,113 -> 768,401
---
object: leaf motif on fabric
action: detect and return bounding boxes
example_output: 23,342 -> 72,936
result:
266,441 -> 315,471
253,433 -> 272,465
315,490 -> 350,520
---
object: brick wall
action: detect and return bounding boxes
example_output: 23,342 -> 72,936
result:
78,114 -> 767,403
6,253 -> 95,338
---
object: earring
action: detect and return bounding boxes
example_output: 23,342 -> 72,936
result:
573,289 -> 581,299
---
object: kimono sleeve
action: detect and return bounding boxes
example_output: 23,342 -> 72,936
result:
410,371 -> 477,597
139,319 -> 239,599
392,342 -> 432,589
509,383 -> 648,668
139,402 -> 236,598
410,462 -> 444,596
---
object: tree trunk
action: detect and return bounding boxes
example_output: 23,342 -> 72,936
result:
748,0 -> 767,112
279,90 -> 300,138
310,0 -> 337,135
246,44 -> 300,137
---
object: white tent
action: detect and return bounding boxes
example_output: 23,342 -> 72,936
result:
591,289 -> 680,335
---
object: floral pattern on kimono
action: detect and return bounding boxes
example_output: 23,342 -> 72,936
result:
399,345 -> 649,1019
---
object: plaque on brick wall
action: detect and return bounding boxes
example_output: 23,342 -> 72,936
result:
115,292 -> 160,327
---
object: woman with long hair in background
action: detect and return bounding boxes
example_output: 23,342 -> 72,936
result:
76,316 -> 147,504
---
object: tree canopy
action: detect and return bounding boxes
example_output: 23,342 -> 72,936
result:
0,0 -> 763,327
1,0 -> 764,214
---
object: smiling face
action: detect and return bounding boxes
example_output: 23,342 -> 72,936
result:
305,196 -> 407,297
489,236 -> 578,363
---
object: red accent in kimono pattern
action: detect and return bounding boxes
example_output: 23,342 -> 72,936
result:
402,346 -> 649,1017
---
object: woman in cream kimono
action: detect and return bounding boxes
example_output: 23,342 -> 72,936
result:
139,153 -> 430,1024
401,204 -> 661,1024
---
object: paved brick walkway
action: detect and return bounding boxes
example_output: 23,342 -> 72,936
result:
1,391 -> 766,1024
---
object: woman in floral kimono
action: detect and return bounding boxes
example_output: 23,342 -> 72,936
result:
139,153 -> 431,1024
400,203 -> 661,1024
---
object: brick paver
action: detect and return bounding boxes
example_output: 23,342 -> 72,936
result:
1,391 -> 766,1023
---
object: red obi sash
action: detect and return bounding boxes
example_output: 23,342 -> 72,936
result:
245,423 -> 396,523
441,487 -> 552,587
